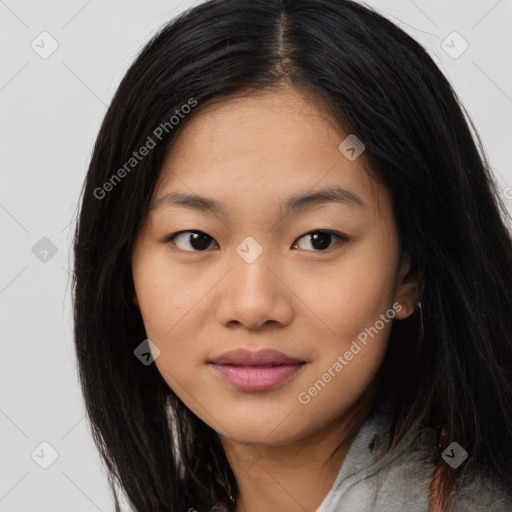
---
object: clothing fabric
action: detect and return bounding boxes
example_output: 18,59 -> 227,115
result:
314,403 -> 512,512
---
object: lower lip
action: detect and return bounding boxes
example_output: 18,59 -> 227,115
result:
209,363 -> 305,391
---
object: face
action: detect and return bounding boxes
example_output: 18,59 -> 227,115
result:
131,84 -> 418,447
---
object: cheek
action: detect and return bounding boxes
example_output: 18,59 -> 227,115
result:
133,250 -> 197,334
132,249 -> 217,390
299,245 -> 398,345
132,259 -> 211,410
132,254 -> 183,356
291,239 -> 397,410
293,261 -> 395,438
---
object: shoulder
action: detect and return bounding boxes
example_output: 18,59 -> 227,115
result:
367,405 -> 512,512
446,468 -> 512,512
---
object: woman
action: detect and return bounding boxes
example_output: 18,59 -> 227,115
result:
72,0 -> 512,510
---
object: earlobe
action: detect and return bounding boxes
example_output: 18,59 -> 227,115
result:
394,300 -> 421,320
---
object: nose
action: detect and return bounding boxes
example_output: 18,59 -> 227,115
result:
214,246 -> 294,331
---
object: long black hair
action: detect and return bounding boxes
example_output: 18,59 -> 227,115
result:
72,0 -> 512,510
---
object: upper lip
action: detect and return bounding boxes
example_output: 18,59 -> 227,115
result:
208,349 -> 305,366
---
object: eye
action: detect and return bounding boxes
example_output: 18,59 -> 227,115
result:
165,229 -> 348,253
292,230 -> 348,251
166,230 -> 218,252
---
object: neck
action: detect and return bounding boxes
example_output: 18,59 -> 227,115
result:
220,398 -> 373,512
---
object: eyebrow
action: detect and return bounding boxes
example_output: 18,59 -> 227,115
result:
150,185 -> 365,217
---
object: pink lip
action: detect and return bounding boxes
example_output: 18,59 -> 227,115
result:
208,349 -> 306,392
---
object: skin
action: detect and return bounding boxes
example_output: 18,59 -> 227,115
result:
131,83 -> 420,512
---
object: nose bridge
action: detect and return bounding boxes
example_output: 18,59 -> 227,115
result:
231,237 -> 276,307
215,236 -> 293,329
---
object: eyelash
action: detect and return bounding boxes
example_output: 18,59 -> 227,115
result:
165,230 -> 349,253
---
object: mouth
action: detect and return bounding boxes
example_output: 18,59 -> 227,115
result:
207,349 -> 307,392
208,348 -> 305,366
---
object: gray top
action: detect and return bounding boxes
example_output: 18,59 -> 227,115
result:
211,403 -> 512,512
314,404 -> 512,512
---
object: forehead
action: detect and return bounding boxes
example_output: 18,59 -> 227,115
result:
152,85 -> 388,219
164,85 -> 344,167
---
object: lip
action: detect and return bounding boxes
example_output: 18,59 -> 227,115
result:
208,349 -> 307,392
209,348 -> 304,366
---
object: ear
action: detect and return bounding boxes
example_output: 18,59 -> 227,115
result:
393,253 -> 421,320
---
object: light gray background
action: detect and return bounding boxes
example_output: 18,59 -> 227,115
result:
1,0 -> 511,510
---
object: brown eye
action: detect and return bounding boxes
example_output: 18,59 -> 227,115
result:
167,231 -> 218,251
292,230 -> 348,251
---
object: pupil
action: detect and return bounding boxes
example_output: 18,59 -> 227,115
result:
311,232 -> 331,250
190,232 -> 211,251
